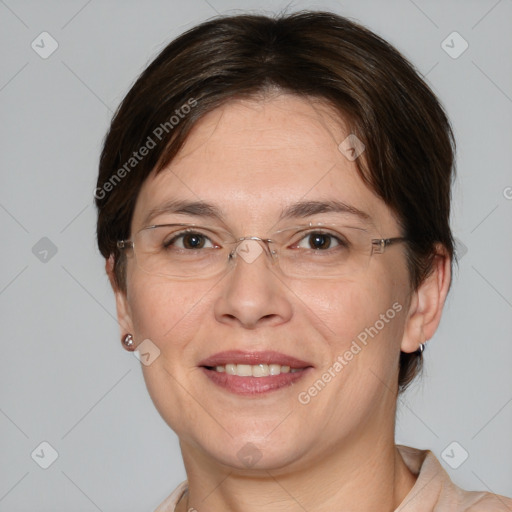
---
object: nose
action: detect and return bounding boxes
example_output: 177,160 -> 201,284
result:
213,239 -> 293,329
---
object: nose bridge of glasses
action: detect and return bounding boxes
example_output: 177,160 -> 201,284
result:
232,236 -> 276,266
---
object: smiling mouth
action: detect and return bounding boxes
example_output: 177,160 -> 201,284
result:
204,363 -> 302,377
198,350 -> 313,395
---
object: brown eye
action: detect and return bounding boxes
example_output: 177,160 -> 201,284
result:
296,232 -> 341,250
182,233 -> 207,249
164,232 -> 215,250
308,233 -> 333,250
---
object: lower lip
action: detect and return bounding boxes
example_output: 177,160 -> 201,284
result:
201,367 -> 312,395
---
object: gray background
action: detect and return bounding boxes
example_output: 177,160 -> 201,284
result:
1,0 -> 511,510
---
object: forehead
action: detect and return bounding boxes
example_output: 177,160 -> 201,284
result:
132,94 -> 398,233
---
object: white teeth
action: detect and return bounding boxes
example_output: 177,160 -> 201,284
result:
237,364 -> 253,377
212,363 -> 299,377
252,364 -> 269,377
269,364 -> 281,375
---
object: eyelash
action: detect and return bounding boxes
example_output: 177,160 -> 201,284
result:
293,231 -> 349,250
163,231 -> 217,250
162,230 -> 349,251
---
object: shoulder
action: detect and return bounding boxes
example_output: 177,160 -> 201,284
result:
154,481 -> 188,512
464,492 -> 512,511
396,445 -> 512,512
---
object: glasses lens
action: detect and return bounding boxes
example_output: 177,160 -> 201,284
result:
275,225 -> 373,278
133,224 -> 229,279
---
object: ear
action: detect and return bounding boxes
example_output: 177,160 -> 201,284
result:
401,245 -> 451,353
106,255 -> 135,340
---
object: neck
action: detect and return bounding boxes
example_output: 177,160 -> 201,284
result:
177,429 -> 417,512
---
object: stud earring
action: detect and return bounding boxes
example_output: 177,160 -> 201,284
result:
122,333 -> 135,351
417,342 -> 426,354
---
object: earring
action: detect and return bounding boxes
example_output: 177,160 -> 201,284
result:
122,333 -> 135,351
417,342 -> 426,354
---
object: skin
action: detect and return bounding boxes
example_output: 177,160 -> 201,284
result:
108,94 -> 451,512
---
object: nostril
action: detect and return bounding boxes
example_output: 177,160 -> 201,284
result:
260,313 -> 281,324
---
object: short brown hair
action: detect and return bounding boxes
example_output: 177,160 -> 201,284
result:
96,11 -> 455,392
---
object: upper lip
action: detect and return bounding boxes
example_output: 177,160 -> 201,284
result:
198,350 -> 313,368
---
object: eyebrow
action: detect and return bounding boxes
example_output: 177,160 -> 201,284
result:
279,199 -> 371,222
142,198 -> 371,227
143,199 -> 224,226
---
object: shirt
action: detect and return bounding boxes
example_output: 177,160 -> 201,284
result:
154,445 -> 512,511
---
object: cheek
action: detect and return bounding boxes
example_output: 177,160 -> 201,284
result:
127,275 -> 212,347
290,278 -> 407,435
126,277 -> 216,435
290,273 -> 409,403
290,277 -> 402,343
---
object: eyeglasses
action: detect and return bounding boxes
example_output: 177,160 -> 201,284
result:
117,223 -> 407,280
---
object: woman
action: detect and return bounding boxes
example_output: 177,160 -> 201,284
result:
95,11 -> 512,512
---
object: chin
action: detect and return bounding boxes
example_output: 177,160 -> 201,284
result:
196,427 -> 313,472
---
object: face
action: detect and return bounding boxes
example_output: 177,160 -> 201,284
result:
114,94 -> 424,472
